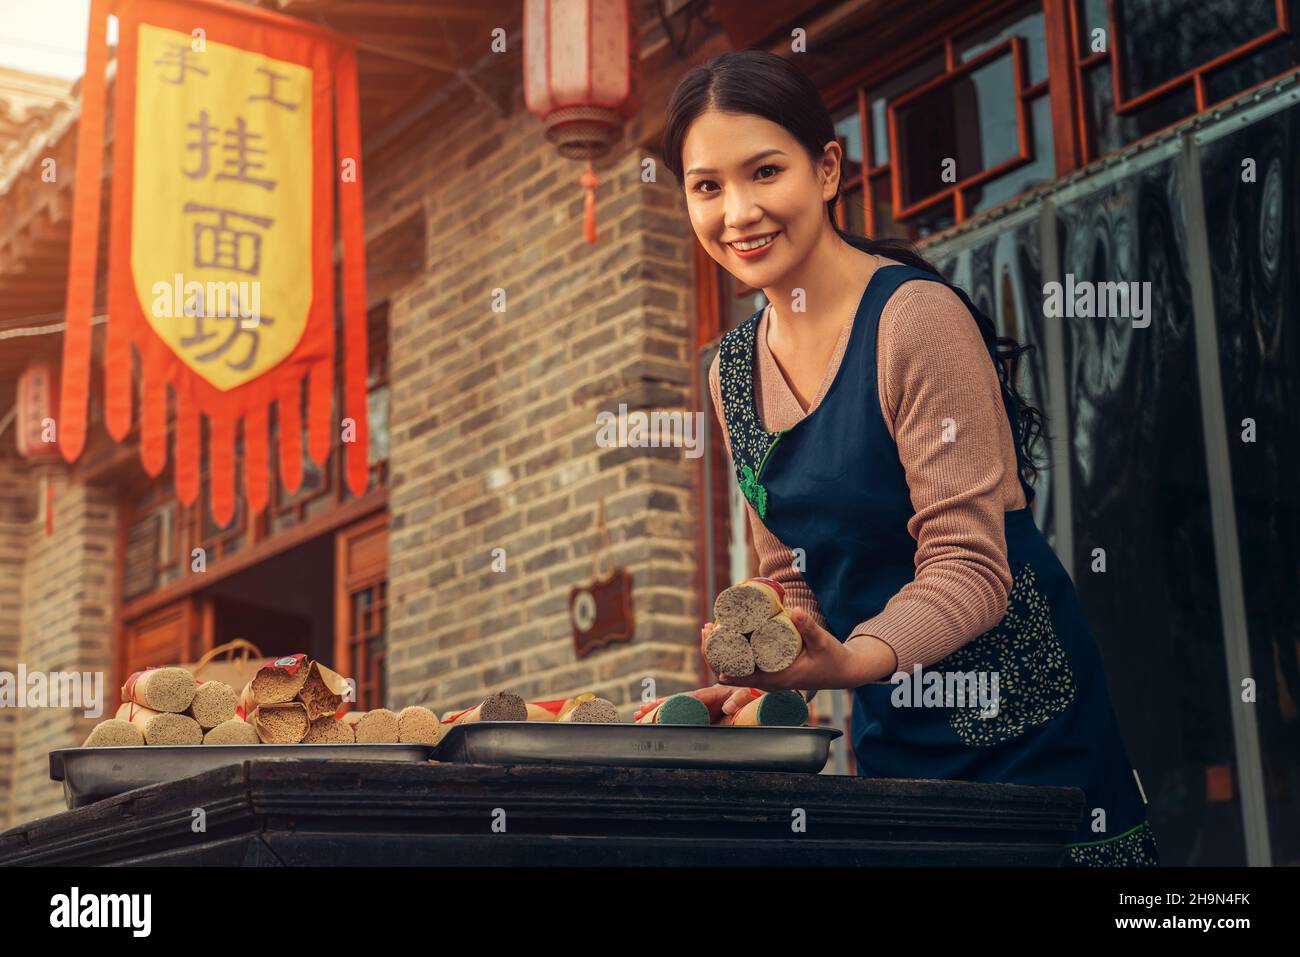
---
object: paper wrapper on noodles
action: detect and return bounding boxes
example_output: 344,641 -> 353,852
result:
303,715 -> 356,743
245,701 -> 310,743
236,653 -> 310,716
297,661 -> 350,720
120,666 -> 197,713
115,701 -> 203,745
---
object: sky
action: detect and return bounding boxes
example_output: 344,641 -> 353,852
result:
0,0 -> 119,81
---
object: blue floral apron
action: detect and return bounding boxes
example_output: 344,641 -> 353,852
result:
717,264 -> 1159,866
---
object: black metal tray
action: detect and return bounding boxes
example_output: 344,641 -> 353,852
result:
49,743 -> 437,809
432,721 -> 841,772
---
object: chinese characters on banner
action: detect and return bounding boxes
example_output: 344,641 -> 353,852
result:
59,0 -> 370,526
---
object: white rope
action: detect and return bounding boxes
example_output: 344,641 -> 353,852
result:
0,314 -> 107,341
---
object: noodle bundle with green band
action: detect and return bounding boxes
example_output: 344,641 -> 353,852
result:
722,690 -> 809,727
635,693 -> 710,725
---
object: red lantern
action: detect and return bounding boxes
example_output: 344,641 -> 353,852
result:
16,361 -> 61,460
524,0 -> 641,244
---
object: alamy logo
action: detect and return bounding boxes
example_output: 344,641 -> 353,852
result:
151,273 -> 263,327
890,664 -> 1000,718
1042,273 -> 1151,328
595,403 -> 704,459
50,887 -> 151,937
0,666 -> 103,718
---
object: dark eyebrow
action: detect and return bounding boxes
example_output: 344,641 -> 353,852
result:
686,148 -> 787,177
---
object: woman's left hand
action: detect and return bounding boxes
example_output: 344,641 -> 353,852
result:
707,607 -> 878,692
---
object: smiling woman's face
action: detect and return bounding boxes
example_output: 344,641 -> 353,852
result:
681,109 -> 839,286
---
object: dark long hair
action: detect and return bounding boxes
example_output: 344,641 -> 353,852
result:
661,48 -> 1047,488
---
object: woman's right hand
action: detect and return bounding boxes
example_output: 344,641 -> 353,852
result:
632,683 -> 757,723
629,621 -> 758,723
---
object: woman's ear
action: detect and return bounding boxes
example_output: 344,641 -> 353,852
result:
819,140 -> 843,203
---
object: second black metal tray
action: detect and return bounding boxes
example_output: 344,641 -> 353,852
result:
432,721 -> 840,773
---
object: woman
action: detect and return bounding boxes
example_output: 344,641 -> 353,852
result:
642,49 -> 1158,866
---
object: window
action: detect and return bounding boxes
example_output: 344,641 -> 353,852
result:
1072,0 -> 1300,162
836,2 -> 1055,239
892,40 -> 1028,214
831,0 -> 1300,239
123,487 -> 183,601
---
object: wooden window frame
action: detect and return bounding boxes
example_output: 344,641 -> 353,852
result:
829,0 -> 1056,235
886,36 -> 1033,222
825,0 -> 1299,234
1070,0 -> 1294,164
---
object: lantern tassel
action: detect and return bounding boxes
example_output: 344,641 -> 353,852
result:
581,160 -> 598,244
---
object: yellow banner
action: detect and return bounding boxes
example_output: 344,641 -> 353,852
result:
132,23 -> 312,391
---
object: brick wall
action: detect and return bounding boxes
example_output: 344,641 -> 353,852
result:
3,467 -> 118,827
0,450 -> 35,832
379,33 -> 708,717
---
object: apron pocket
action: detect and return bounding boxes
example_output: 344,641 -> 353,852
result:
936,563 -> 1076,747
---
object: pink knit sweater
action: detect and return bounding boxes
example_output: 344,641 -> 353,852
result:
707,261 -> 1027,675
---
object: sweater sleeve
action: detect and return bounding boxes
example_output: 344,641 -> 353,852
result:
844,280 -> 1014,672
707,352 -> 833,637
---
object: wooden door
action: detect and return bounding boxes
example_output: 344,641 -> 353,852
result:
334,511 -> 388,710
120,597 -> 202,682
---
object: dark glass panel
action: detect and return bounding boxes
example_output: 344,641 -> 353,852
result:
1055,158 -> 1241,865
1115,0 -> 1279,100
1083,62 -> 1197,156
1200,102 -> 1300,866
932,219 -> 1054,545
1202,26 -> 1300,106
